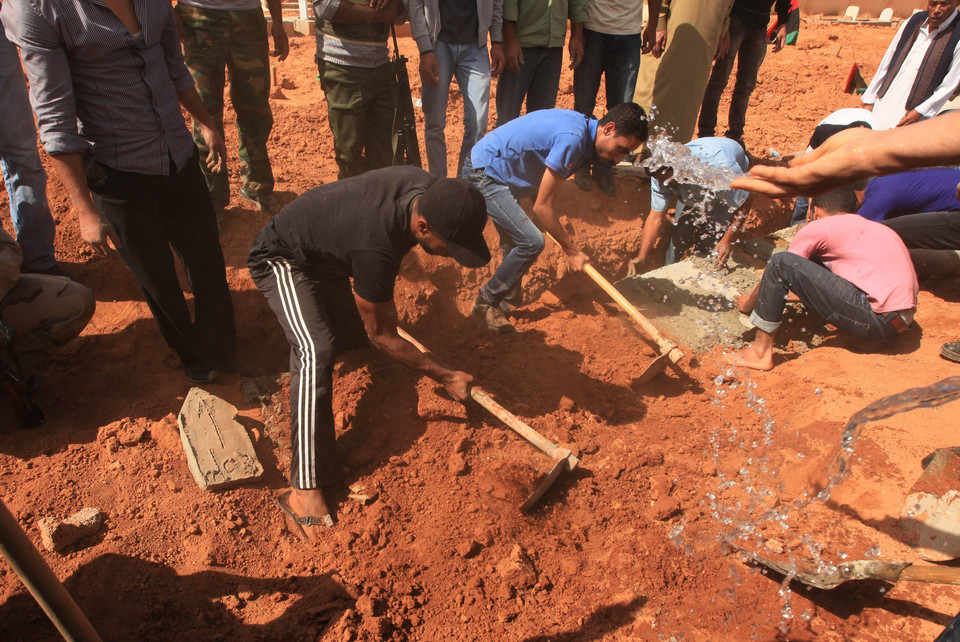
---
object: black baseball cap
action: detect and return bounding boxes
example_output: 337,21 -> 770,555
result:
419,178 -> 491,268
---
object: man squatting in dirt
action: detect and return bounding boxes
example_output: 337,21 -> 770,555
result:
725,185 -> 919,372
0,226 -> 94,376
2,0 -> 237,384
629,136 -> 752,276
248,167 -> 491,541
463,103 -> 649,333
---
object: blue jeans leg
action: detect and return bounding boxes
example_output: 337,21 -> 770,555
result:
452,44 -> 491,178
573,29 -> 605,117
463,159 -> 545,303
495,47 -> 562,126
423,43 -> 491,178
602,32 -> 643,108
0,23 -> 56,270
421,42 -> 457,177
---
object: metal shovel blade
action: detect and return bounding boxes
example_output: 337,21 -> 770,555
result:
520,456 -> 570,513
636,352 -> 671,384
731,545 -> 918,590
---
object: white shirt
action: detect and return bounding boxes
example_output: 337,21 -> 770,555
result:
585,0 -> 645,35
862,10 -> 960,130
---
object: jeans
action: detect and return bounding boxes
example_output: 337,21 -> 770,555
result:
462,158 -> 545,304
697,11 -> 769,141
0,23 -> 56,270
573,29 -> 642,116
664,198 -> 736,265
791,196 -> 809,225
883,211 -> 960,250
422,41 -> 491,178
495,46 -> 563,126
750,251 -> 901,342
573,29 -> 642,179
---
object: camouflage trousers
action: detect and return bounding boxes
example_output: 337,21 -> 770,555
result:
1,275 -> 95,372
176,4 -> 275,210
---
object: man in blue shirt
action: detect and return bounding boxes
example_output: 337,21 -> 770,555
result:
628,137 -> 750,275
463,103 -> 648,331
858,167 -> 960,221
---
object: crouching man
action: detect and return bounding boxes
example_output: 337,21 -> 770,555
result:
726,187 -> 919,371
1,227 -> 94,375
464,103 -> 648,332
248,166 -> 490,541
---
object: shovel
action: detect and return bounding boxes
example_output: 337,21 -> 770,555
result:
545,233 -> 684,382
397,327 -> 580,511
731,544 -> 960,590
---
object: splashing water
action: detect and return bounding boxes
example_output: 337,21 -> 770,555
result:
640,133 -> 743,194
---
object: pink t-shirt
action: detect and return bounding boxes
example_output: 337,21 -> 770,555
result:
787,214 -> 919,314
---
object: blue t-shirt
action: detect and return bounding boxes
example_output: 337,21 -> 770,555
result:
649,137 -> 749,213
858,168 -> 960,222
471,109 -> 598,198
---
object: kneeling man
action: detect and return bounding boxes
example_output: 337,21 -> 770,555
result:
249,166 -> 490,540
727,187 -> 919,371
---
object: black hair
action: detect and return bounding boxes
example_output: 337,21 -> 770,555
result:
810,179 -> 867,214
599,103 -> 649,142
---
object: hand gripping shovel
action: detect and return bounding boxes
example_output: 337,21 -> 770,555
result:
545,233 -> 684,382
731,544 -> 960,590
397,327 -> 580,511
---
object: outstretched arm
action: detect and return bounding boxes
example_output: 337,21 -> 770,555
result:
730,111 -> 960,197
533,167 -> 589,271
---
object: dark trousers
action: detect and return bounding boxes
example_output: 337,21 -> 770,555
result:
751,251 -> 901,342
884,211 -> 960,249
573,28 -> 642,178
248,247 -> 368,489
86,150 -> 236,369
666,198 -> 736,264
317,59 -> 397,180
495,46 -> 563,127
697,11 -> 768,141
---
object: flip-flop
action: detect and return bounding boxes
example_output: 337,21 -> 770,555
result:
941,341 -> 960,364
276,490 -> 334,540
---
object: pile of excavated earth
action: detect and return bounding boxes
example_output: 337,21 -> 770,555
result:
1,14 -> 959,641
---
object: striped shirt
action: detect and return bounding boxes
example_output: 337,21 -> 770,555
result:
1,0 -> 197,175
313,0 -> 390,68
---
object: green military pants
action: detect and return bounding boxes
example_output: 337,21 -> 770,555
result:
176,4 -> 275,209
317,59 -> 397,180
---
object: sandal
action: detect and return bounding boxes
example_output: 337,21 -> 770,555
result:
276,490 -> 334,540
942,341 -> 960,363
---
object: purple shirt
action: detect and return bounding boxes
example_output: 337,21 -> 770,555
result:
858,168 -> 960,222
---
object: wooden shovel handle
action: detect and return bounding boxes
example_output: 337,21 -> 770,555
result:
396,327 -> 578,468
544,233 -> 682,363
899,565 -> 960,585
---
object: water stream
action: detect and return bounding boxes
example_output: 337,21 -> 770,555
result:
633,133 -> 960,635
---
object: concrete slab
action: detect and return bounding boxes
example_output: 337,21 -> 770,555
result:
178,387 -> 263,491
614,226 -> 800,352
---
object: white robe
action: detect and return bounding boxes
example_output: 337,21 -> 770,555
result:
862,10 -> 960,130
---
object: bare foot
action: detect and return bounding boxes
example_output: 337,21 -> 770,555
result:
723,345 -> 774,371
288,488 -> 333,542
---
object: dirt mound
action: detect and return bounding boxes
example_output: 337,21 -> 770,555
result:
1,17 -> 959,641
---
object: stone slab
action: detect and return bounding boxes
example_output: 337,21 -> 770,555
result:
178,387 -> 263,491
901,448 -> 960,562
614,226 -> 800,353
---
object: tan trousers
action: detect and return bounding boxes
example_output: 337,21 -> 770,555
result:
634,0 -> 735,142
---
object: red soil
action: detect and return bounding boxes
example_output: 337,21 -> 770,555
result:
1,15 -> 959,641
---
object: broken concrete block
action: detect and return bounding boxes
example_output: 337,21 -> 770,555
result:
901,448 -> 960,561
241,379 -> 260,405
178,387 -> 264,490
38,507 -> 105,552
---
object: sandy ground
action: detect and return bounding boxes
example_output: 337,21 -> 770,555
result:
1,15 -> 959,641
